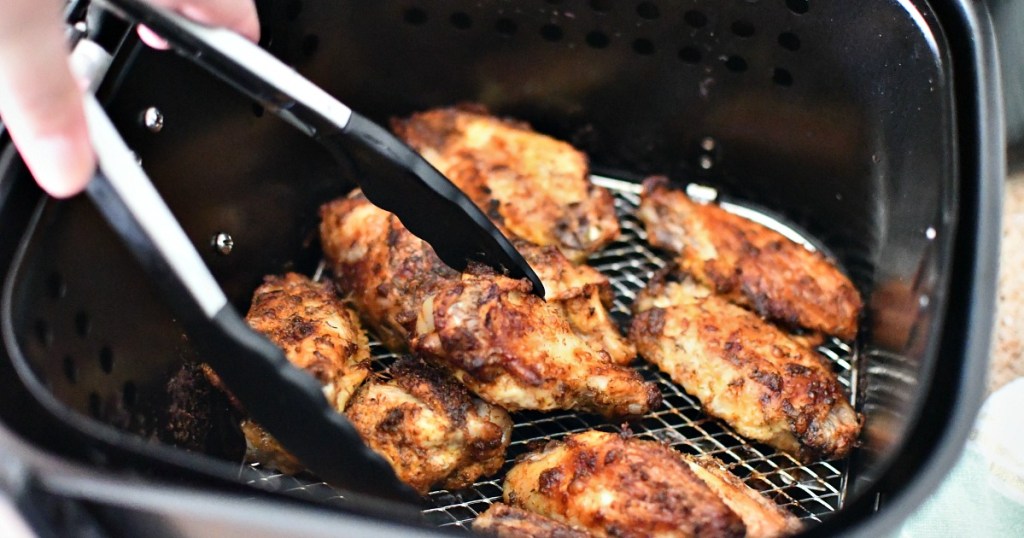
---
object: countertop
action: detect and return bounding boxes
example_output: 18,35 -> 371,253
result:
990,172 -> 1024,393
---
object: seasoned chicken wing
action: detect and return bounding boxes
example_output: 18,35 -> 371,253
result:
392,105 -> 620,262
413,270 -> 657,418
220,273 -> 372,473
513,239 -> 635,365
502,430 -> 745,538
637,176 -> 862,340
345,357 -> 512,495
244,273 -> 371,411
681,455 -> 802,538
630,271 -> 861,461
473,503 -> 592,538
320,192 -> 455,352
320,194 -> 659,418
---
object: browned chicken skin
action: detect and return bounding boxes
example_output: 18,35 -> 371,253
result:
392,105 -> 620,262
414,270 -> 657,418
637,176 -> 862,340
345,357 -> 512,495
502,430 -> 745,538
320,193 -> 658,418
244,273 -> 372,411
473,503 -> 592,538
320,193 -> 454,352
630,271 -> 861,462
512,239 -> 635,365
226,273 -> 371,473
681,455 -> 802,538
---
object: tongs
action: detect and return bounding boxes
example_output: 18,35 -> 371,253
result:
70,0 -> 543,506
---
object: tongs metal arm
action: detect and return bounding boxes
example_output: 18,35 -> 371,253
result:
92,0 -> 544,297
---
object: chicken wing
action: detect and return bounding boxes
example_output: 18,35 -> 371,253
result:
681,455 -> 802,538
217,273 -> 372,473
473,503 -> 592,538
413,270 -> 657,417
320,194 -> 659,418
244,273 -> 372,411
630,271 -> 861,461
637,176 -> 862,340
345,357 -> 512,495
513,239 -> 635,365
319,192 -> 456,352
502,430 -> 745,538
392,105 -> 620,262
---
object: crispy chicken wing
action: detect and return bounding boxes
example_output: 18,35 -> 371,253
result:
630,271 -> 861,461
413,271 -> 657,418
502,430 -> 745,538
681,455 -> 802,538
637,176 -> 862,340
473,503 -> 592,538
224,273 -> 371,473
320,192 -> 455,352
392,105 -> 620,262
513,239 -> 635,365
320,194 -> 658,418
345,357 -> 512,495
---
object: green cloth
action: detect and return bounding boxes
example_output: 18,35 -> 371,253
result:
896,379 -> 1024,537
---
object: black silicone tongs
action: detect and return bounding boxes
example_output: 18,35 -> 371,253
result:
66,0 -> 546,509
75,65 -> 422,512
91,0 -> 543,297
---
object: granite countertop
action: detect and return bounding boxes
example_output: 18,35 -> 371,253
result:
991,172 -> 1024,394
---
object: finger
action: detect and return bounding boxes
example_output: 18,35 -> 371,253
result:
148,0 -> 261,43
137,24 -> 171,49
0,0 -> 94,198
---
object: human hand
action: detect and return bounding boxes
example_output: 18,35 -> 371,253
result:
0,0 -> 259,198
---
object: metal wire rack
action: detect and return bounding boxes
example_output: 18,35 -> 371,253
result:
241,175 -> 856,532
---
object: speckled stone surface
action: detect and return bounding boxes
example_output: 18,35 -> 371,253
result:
991,172 -> 1024,395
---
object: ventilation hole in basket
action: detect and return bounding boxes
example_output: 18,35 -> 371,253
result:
47,273 -> 66,300
403,7 -> 428,25
300,34 -> 319,58
589,0 -> 612,13
122,381 -> 137,408
88,392 -> 101,418
632,38 -> 655,55
495,18 -> 517,36
99,346 -> 114,374
724,55 -> 748,72
773,67 -> 794,87
75,311 -> 90,338
637,2 -> 660,19
778,32 -> 801,51
683,10 -> 708,28
34,319 -> 53,348
285,0 -> 302,21
731,20 -> 755,37
450,12 -> 472,30
678,46 -> 701,64
252,103 -> 264,117
786,0 -> 810,14
63,356 -> 77,384
586,30 -> 610,49
540,24 -> 564,42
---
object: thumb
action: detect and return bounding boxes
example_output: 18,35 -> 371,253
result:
0,0 -> 94,198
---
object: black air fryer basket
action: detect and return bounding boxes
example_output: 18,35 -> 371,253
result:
0,0 -> 1003,536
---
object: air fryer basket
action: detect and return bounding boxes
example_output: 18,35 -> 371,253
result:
0,0 -> 1002,536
